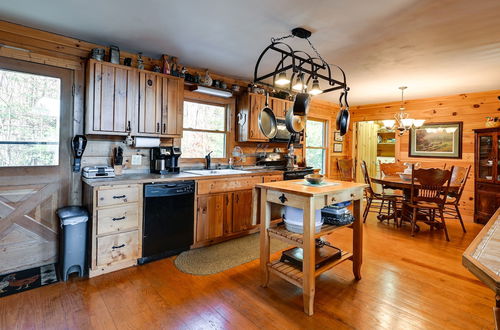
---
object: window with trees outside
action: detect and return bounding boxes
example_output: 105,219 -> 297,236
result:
0,69 -> 61,167
181,101 -> 228,158
306,119 -> 327,174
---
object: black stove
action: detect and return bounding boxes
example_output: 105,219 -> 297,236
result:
256,152 -> 314,180
282,167 -> 314,180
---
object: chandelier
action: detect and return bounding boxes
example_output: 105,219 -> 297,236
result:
383,86 -> 425,135
253,27 -> 348,96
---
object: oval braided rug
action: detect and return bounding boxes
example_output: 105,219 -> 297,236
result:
174,233 -> 290,275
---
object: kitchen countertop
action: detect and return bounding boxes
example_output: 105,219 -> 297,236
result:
82,169 -> 283,187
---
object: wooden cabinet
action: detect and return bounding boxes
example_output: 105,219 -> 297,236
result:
86,60 -> 184,138
83,183 -> 142,277
196,193 -> 231,242
271,98 -> 293,118
474,127 -> 500,224
138,72 -> 184,137
237,93 -> 268,142
231,189 -> 254,232
194,174 -> 283,246
85,60 -> 138,135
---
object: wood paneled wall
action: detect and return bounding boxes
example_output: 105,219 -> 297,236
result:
349,89 -> 500,219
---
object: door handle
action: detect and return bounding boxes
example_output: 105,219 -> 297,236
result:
163,123 -> 166,133
156,122 -> 160,132
112,216 -> 126,221
127,120 -> 131,132
113,195 -> 126,199
112,244 -> 125,249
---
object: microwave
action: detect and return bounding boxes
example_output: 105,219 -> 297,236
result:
271,118 -> 301,143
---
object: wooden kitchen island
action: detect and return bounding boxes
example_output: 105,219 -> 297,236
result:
255,179 -> 368,315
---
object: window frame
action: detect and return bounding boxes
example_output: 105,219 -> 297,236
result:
304,117 -> 329,175
0,57 -> 73,170
180,91 -> 235,164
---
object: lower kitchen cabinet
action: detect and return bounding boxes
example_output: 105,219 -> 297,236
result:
196,193 -> 231,242
231,189 -> 254,232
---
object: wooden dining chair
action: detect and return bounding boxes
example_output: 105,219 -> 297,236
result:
443,165 -> 471,233
337,159 -> 355,182
379,161 -> 405,176
360,161 -> 400,224
404,165 -> 454,241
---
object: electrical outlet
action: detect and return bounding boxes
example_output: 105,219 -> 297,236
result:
131,154 -> 142,166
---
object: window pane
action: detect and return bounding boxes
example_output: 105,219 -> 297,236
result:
183,101 -> 226,131
306,148 -> 325,174
306,120 -> 325,147
0,69 -> 60,167
182,131 -> 226,158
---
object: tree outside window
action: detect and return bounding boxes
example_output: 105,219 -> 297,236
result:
306,119 -> 327,174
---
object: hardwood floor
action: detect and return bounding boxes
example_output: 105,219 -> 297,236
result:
0,215 -> 495,329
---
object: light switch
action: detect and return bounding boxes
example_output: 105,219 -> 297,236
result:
131,154 -> 142,166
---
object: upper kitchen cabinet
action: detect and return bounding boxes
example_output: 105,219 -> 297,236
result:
138,71 -> 184,137
85,60 -> 184,138
237,92 -> 268,142
271,97 -> 293,118
85,60 -> 139,135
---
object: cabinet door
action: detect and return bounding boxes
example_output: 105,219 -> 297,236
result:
249,94 -> 268,141
232,190 -> 255,233
476,132 -> 497,182
161,77 -> 184,137
196,193 -> 230,242
475,183 -> 500,224
86,60 -> 138,135
138,72 -> 163,135
271,98 -> 285,118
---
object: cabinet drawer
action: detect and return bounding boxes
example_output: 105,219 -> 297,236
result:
96,231 -> 139,267
198,177 -> 262,194
263,174 -> 283,183
97,204 -> 139,235
97,185 -> 139,207
327,189 -> 362,204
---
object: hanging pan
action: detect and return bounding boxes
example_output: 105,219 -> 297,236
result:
293,92 -> 311,116
337,88 -> 350,136
285,107 -> 306,133
258,92 -> 277,139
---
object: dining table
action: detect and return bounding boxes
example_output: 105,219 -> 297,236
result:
370,175 -> 461,229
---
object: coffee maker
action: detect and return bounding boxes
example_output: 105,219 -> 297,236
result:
150,147 -> 181,174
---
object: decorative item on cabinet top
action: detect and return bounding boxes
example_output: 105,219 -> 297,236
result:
85,59 -> 184,138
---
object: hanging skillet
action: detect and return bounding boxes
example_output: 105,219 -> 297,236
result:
338,88 -> 350,136
258,92 -> 278,139
336,91 -> 345,131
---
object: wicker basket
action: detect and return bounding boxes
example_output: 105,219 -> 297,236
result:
485,120 -> 500,128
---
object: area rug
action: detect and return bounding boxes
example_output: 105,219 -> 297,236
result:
174,233 -> 290,275
0,264 -> 59,298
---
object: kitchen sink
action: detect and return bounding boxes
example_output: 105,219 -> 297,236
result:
183,169 -> 250,176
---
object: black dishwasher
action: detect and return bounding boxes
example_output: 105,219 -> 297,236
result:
138,181 -> 195,264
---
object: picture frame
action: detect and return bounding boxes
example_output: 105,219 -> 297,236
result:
333,143 -> 343,153
408,122 -> 463,159
334,131 -> 344,142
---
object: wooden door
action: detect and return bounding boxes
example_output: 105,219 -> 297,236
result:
161,77 -> 184,137
249,94 -> 268,141
195,193 -> 230,242
138,71 -> 162,135
0,57 -> 72,274
232,190 -> 254,233
271,98 -> 293,118
86,60 -> 138,135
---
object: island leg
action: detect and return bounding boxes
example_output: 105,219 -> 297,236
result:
302,197 -> 316,316
352,197 -> 362,280
259,188 -> 271,287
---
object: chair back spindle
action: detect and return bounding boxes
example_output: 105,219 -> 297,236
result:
410,165 -> 454,205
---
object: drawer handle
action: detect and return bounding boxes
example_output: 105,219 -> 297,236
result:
331,197 -> 336,202
350,193 -> 355,198
278,194 -> 288,203
112,244 -> 125,250
113,195 -> 126,199
112,216 -> 126,221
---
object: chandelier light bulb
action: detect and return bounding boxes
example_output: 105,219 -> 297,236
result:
382,120 -> 396,129
292,73 -> 305,91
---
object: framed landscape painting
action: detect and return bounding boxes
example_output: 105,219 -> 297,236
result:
409,122 -> 462,158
